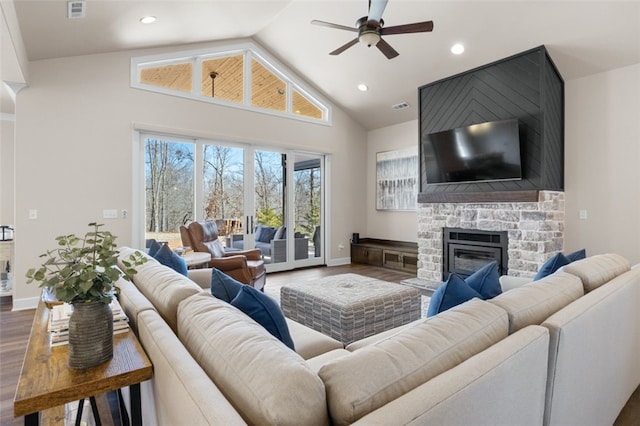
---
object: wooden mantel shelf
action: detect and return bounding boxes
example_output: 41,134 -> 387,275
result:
418,190 -> 540,204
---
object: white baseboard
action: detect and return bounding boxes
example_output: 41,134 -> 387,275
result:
327,257 -> 351,267
12,296 -> 39,311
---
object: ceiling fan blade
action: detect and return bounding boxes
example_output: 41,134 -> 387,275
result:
376,38 -> 399,59
368,0 -> 389,24
311,20 -> 358,33
381,21 -> 434,36
330,38 -> 360,56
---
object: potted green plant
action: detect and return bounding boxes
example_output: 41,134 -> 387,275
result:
26,222 -> 147,368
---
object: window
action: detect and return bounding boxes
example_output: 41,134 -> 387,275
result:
140,62 -> 193,93
200,54 -> 243,102
131,42 -> 330,124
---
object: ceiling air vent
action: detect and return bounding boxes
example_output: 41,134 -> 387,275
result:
391,101 -> 410,111
67,1 -> 86,19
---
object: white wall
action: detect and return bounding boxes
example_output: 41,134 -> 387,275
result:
564,63 -> 640,265
12,41 -> 367,307
366,120 -> 418,242
0,115 -> 14,225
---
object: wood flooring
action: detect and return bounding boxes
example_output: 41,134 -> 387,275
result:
1,264 -> 638,425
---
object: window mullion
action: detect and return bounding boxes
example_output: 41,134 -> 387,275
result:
243,50 -> 252,106
193,57 -> 203,97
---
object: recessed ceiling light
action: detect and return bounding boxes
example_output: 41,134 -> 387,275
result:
357,83 -> 368,92
451,43 -> 465,55
140,16 -> 157,24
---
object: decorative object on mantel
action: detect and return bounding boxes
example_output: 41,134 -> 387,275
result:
26,223 -> 147,369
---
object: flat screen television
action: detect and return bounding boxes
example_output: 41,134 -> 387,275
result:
421,118 -> 522,185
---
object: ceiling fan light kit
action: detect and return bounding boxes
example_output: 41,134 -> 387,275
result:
359,31 -> 381,47
312,0 -> 433,59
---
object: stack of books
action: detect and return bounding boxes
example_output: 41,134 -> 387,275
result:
48,299 -> 129,346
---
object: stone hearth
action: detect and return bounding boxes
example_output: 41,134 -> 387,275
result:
417,191 -> 564,282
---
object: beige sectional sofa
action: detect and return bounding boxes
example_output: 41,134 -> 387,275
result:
115,247 -> 639,425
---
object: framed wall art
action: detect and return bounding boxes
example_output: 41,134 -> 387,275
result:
376,147 -> 418,211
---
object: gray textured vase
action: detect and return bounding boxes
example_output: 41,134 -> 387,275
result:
68,301 -> 113,369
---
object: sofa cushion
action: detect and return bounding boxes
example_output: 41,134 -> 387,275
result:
115,277 -> 155,335
489,271 -> 584,334
153,243 -> 188,276
318,299 -> 508,425
534,252 -> 570,280
563,253 -> 630,292
210,268 -> 243,302
177,292 -> 328,426
352,326 -> 550,426
466,261 -> 502,299
137,310 -> 247,426
427,274 -> 482,317
285,318 -> 343,360
231,285 -> 295,350
117,247 -> 202,332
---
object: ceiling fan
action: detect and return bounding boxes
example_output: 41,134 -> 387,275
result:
311,0 -> 434,59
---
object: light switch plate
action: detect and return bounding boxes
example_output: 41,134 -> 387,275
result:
103,209 -> 118,219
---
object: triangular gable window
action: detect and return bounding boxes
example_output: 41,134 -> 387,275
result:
131,42 -> 330,124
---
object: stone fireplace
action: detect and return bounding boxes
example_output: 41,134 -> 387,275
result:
417,191 -> 564,283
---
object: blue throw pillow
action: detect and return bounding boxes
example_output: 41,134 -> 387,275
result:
231,285 -> 295,350
153,244 -> 188,276
274,226 -> 286,240
466,261 -> 502,299
566,248 -> 586,262
427,274 -> 482,317
210,268 -> 243,303
148,239 -> 162,257
254,225 -> 264,243
534,252 -> 570,280
258,227 -> 276,243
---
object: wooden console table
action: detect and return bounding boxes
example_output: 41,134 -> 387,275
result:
14,300 -> 152,425
351,238 -> 418,273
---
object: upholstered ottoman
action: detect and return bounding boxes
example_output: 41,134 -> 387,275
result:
280,274 -> 421,345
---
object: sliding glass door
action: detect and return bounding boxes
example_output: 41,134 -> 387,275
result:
143,135 -> 194,248
141,132 -> 324,272
252,150 -> 324,271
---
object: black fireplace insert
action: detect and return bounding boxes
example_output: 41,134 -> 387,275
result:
443,228 -> 508,280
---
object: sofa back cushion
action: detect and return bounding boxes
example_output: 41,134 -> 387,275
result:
137,310 -> 247,426
117,247 -> 202,332
115,277 -> 155,335
317,299 -> 508,425
563,253 -> 630,292
177,292 -> 328,426
489,271 -> 583,334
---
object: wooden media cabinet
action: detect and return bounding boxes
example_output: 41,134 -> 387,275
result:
350,238 -> 418,274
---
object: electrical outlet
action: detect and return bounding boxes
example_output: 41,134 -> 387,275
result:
121,209 -> 128,219
579,209 -> 588,220
28,209 -> 38,220
338,244 -> 345,250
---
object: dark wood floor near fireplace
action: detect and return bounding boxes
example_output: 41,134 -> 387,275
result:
2,264 -> 638,425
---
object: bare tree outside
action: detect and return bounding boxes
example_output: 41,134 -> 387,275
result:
255,151 -> 284,227
145,139 -> 321,250
294,164 -> 321,237
145,138 -> 194,234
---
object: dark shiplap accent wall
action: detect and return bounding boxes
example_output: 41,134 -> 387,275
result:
418,46 -> 564,203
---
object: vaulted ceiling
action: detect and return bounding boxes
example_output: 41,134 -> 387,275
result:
5,0 -> 640,130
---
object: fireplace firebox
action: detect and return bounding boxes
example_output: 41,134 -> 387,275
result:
443,228 -> 508,280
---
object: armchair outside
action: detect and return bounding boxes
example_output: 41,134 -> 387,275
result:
180,221 -> 266,291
